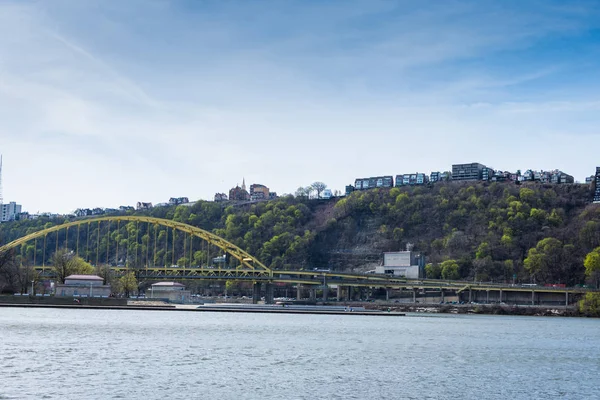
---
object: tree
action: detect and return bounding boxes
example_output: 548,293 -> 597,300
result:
51,249 -> 95,284
425,263 -> 441,279
118,272 -> 138,298
584,247 -> 600,288
523,238 -> 563,283
0,249 -> 18,293
579,293 -> 600,317
440,260 -> 460,280
311,182 -> 327,199
295,187 -> 309,198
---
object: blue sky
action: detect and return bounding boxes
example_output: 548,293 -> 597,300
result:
1,0 -> 600,213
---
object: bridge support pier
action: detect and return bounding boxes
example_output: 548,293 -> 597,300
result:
337,286 -> 342,301
412,289 -> 417,303
265,283 -> 274,304
468,288 -> 472,303
296,285 -> 302,301
486,290 -> 489,304
386,288 -> 390,301
309,288 -> 316,302
565,291 -> 569,306
322,284 -> 329,302
440,288 -> 444,303
346,286 -> 351,301
252,283 -> 261,304
532,290 -> 535,305
499,289 -> 503,304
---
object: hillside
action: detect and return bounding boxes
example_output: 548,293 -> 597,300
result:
1,181 -> 599,286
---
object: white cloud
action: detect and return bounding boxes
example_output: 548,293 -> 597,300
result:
0,0 -> 599,213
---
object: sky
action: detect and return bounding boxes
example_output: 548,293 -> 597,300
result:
1,0 -> 600,214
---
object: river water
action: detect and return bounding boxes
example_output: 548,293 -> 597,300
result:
0,308 -> 598,399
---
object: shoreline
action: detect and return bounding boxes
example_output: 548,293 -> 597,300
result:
0,303 -> 405,316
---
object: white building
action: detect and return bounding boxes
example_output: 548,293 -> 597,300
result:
55,275 -> 111,297
375,250 -> 424,279
1,202 -> 22,222
148,282 -> 191,303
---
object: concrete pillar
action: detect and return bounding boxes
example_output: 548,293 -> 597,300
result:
565,291 -> 569,306
347,286 -> 352,301
296,285 -> 302,300
337,286 -> 342,301
252,282 -> 261,304
486,290 -> 489,304
531,290 -> 535,305
499,289 -> 503,303
468,288 -> 472,303
309,288 -> 316,301
322,285 -> 329,302
386,288 -> 390,301
265,283 -> 274,304
412,288 -> 417,303
440,288 -> 444,303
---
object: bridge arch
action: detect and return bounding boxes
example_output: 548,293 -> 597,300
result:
0,216 -> 272,276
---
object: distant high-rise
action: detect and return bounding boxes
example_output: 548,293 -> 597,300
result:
593,167 -> 600,203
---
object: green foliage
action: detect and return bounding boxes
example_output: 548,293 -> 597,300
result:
425,263 -> 441,279
117,272 -> 138,297
584,247 -> 600,276
51,249 -> 95,284
440,260 -> 460,280
0,181 -> 596,286
579,293 -> 600,317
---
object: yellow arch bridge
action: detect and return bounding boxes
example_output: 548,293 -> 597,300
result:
0,216 -> 590,305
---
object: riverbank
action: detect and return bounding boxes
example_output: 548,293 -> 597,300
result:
0,302 -> 404,316
357,302 -> 580,317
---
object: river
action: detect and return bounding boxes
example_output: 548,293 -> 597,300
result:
0,308 -> 598,399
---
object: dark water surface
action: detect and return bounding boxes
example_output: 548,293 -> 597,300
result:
1,308 -> 598,399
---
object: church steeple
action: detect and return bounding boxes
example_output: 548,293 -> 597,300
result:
242,177 -> 246,191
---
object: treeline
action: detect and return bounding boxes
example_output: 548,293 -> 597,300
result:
1,181 -> 600,292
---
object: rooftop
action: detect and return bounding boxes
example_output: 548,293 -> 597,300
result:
151,282 -> 185,287
65,274 -> 104,281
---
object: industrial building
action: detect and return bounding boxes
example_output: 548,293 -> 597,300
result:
375,249 -> 425,279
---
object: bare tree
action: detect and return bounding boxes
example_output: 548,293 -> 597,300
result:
51,248 -> 94,284
0,249 -> 18,294
295,187 -> 308,198
311,182 -> 327,199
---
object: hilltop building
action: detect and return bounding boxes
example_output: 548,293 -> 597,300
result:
214,193 -> 228,202
1,201 -> 21,222
594,167 -> 600,203
354,176 -> 393,190
250,184 -> 269,201
395,173 -> 428,186
169,197 -> 189,206
229,185 -> 249,201
452,163 -> 486,181
136,202 -> 153,210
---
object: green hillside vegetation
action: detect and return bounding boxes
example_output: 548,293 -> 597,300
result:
1,181 -> 600,293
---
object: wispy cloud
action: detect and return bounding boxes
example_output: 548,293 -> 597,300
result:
0,0 -> 599,213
